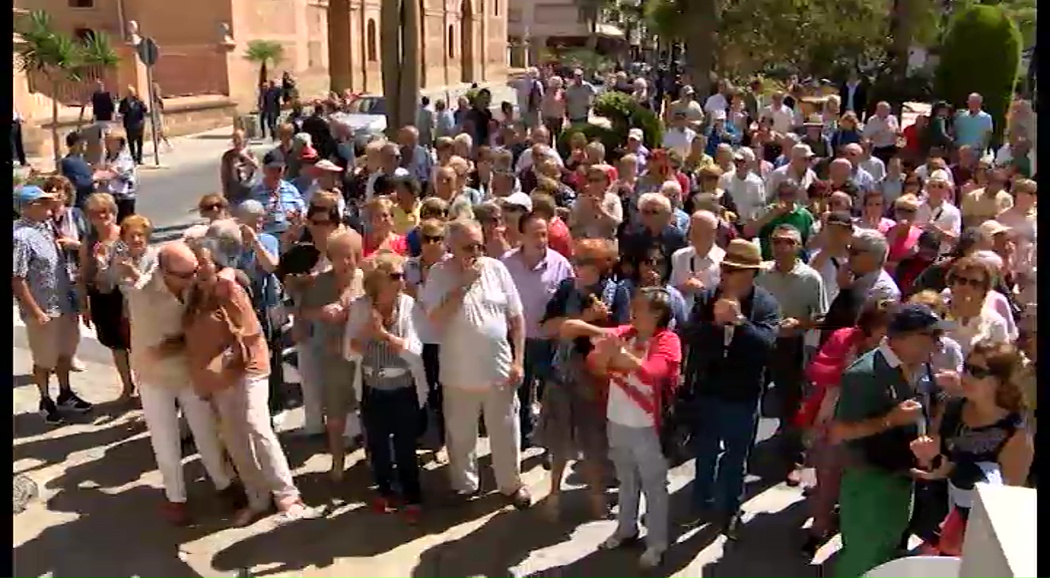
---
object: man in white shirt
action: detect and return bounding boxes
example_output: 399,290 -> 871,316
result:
703,80 -> 730,126
365,142 -> 410,199
666,85 -> 705,131
760,92 -> 798,134
661,111 -> 697,159
766,144 -> 817,202
514,127 -> 564,173
670,210 -> 725,310
915,169 -> 962,254
861,101 -> 900,164
725,148 -> 767,223
420,219 -> 532,509
858,140 -> 887,183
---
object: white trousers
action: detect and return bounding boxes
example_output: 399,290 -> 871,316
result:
212,374 -> 299,511
297,345 -> 361,438
443,385 -> 522,494
139,383 -> 233,503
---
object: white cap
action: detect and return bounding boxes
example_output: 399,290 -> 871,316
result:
628,128 -> 644,141
504,191 -> 533,212
927,169 -> 952,184
314,159 -> 342,172
712,109 -> 727,121
791,143 -> 815,158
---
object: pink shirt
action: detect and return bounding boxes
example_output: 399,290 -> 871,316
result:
885,224 -> 922,271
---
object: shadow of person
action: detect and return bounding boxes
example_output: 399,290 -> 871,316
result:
14,412 -> 147,474
15,485 -> 214,578
42,429 -> 160,491
698,500 -> 819,577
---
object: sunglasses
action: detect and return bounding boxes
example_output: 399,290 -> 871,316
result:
422,234 -> 445,244
200,204 -> 224,212
388,271 -> 405,281
460,242 -> 484,254
964,362 -> 995,380
951,275 -> 985,288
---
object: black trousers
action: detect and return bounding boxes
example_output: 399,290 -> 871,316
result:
115,197 -> 136,225
769,335 -> 807,464
125,124 -> 145,163
11,121 -> 27,165
260,111 -> 280,140
872,145 -> 898,166
362,385 -> 423,504
420,343 -> 444,444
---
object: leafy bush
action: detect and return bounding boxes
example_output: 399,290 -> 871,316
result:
591,91 -> 664,149
935,5 -> 1022,146
556,123 -> 620,161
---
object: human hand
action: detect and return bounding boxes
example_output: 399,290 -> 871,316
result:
682,276 -> 705,292
240,223 -> 258,245
886,398 -> 923,428
910,435 -> 940,465
319,303 -> 346,324
836,266 -> 854,289
779,317 -> 802,334
713,298 -> 742,325
934,370 -> 962,395
581,297 -> 610,323
504,363 -> 523,388
56,237 -> 81,251
32,310 -> 50,326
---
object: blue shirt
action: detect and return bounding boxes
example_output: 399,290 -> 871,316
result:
236,232 -> 282,310
954,110 -> 994,150
851,166 -> 877,194
704,123 -> 742,156
249,179 -> 306,235
405,144 -> 434,184
13,218 -> 77,319
59,154 -> 95,206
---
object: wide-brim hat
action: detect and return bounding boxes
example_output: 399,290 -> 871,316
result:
803,114 -> 824,127
721,239 -> 763,269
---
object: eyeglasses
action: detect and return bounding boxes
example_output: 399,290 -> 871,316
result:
950,275 -> 985,288
460,242 -> 484,254
422,234 -> 445,244
641,208 -> 663,216
388,271 -> 405,281
964,362 -> 995,380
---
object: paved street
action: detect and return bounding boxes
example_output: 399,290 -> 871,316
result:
12,302 -> 842,577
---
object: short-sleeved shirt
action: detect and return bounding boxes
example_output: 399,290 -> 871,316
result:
834,342 -> 921,473
755,260 -> 828,324
541,277 -> 631,356
569,192 -> 624,242
757,206 -> 816,260
954,110 -> 994,150
13,219 -> 76,320
961,188 -> 1014,227
915,201 -> 962,254
249,179 -> 306,235
236,232 -> 281,310
565,82 -> 597,120
299,269 -> 364,355
419,256 -> 524,389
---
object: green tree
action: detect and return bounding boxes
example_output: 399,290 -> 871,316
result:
15,10 -> 119,166
935,4 -> 1021,145
244,39 -> 285,93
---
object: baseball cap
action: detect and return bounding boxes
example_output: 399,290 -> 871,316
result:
711,109 -> 727,122
825,211 -> 854,230
300,145 -> 319,162
314,159 -> 342,172
503,191 -> 533,212
791,143 -> 815,159
681,85 -> 695,96
888,303 -> 951,337
628,128 -> 644,141
15,185 -> 56,205
979,219 -> 1011,237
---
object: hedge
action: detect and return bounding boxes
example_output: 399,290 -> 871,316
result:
935,4 -> 1022,147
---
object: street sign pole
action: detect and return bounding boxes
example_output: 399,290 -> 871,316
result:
145,64 -> 161,167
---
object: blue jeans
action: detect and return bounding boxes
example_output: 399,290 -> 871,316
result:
361,386 -> 422,504
520,338 -> 554,445
691,395 -> 762,515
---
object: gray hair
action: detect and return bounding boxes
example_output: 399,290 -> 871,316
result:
638,192 -> 672,213
852,228 -> 889,265
772,223 -> 803,243
447,217 -> 482,241
201,219 -> 244,269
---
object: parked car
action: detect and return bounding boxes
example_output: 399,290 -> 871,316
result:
332,95 -> 387,153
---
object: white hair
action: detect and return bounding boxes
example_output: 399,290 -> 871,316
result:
548,75 -> 563,88
201,219 -> 244,269
453,132 -> 473,149
637,192 -> 672,213
633,77 -> 648,90
659,180 -> 684,199
447,217 -> 482,240
972,250 -> 1004,272
852,228 -> 889,265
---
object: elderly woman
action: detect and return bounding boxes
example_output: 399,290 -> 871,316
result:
856,190 -> 895,233
536,238 -> 630,520
298,229 -> 365,481
346,252 -> 428,522
185,222 -> 313,526
473,201 -> 512,258
183,193 -> 231,242
659,180 -> 691,234
363,197 -> 409,257
98,131 -> 138,224
884,194 -> 924,275
569,164 -> 623,244
943,256 -> 1011,356
77,192 -> 136,401
404,218 -> 451,445
541,75 -> 567,139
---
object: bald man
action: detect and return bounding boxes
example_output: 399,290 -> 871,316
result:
119,241 -> 241,525
670,210 -> 727,310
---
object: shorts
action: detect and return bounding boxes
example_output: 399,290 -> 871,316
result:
25,314 -> 81,371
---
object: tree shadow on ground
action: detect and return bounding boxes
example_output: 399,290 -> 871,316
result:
14,483 -> 224,578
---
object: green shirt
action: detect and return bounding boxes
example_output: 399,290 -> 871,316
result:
835,343 -> 920,473
757,206 -> 815,260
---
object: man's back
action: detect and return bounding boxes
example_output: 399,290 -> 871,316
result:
91,90 -> 115,121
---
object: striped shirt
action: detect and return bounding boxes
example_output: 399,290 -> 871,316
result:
104,149 -> 137,199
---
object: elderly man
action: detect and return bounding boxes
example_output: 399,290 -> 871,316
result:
766,144 -> 817,202
756,224 -> 828,484
915,169 -> 962,253
725,149 -> 766,223
760,91 -> 798,134
622,192 -> 687,280
421,219 -> 532,508
841,143 -> 877,193
398,125 -> 434,190
862,101 -> 901,164
667,85 -> 706,131
249,158 -> 306,236
366,141 -> 411,200
821,228 -> 901,344
827,157 -> 862,199
514,127 -> 563,174
565,68 -> 597,126
670,210 -> 726,311
120,241 -> 243,525
501,212 -> 574,448
954,92 -> 994,153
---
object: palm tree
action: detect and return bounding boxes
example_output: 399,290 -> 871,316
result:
15,10 -> 119,166
244,39 -> 285,92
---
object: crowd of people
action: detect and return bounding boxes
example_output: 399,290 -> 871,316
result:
16,65 -> 1037,576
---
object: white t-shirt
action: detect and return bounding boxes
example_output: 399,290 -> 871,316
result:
419,256 -> 523,389
661,128 -> 697,158
761,104 -> 797,134
862,114 -> 900,149
725,172 -> 768,223
704,94 -> 728,118
915,200 -> 962,254
365,167 -> 410,200
944,305 -> 1011,356
606,338 -> 657,428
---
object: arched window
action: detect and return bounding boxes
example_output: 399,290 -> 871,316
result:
447,25 -> 455,58
366,19 -> 378,62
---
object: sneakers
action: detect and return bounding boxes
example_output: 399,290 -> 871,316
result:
56,391 -> 93,413
39,399 -> 64,425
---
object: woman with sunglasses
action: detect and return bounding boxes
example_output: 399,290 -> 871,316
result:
910,340 -> 1033,556
884,194 -> 923,275
405,197 -> 449,257
346,252 -> 428,523
404,219 -> 451,447
473,201 -> 513,258
618,246 -> 688,329
184,227 -> 314,527
297,229 -> 365,481
943,256 -> 1011,356
77,192 -> 136,402
536,238 -> 630,520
